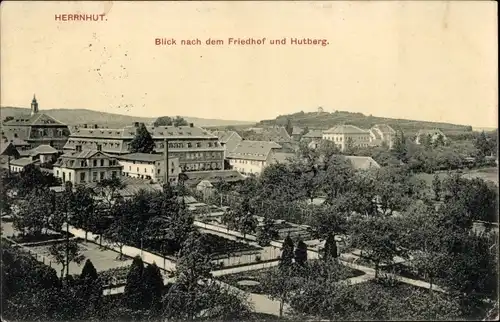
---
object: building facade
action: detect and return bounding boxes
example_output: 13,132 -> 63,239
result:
226,141 -> 282,176
322,125 -> 371,151
115,153 -> 180,184
53,148 -> 122,184
63,122 -> 224,172
2,96 -> 71,151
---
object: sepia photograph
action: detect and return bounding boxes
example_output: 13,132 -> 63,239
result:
0,1 -> 498,321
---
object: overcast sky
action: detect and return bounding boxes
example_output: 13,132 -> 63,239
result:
1,1 -> 497,127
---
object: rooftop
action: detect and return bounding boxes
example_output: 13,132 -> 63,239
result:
182,169 -> 245,186
116,153 -> 169,163
70,124 -> 217,140
10,157 -> 39,167
302,130 -> 324,138
343,155 -> 381,170
30,144 -> 58,155
3,113 -> 66,127
227,140 -> 282,161
324,125 -> 370,134
372,124 -> 396,134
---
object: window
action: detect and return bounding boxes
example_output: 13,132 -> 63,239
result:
93,160 -> 97,167
208,142 -> 212,147
144,168 -> 147,173
157,169 -> 161,174
112,171 -> 117,178
80,172 -> 86,182
69,173 -> 72,181
101,159 -> 104,166
196,142 -> 201,148
187,143 -> 192,148
92,172 -> 97,182
137,167 -> 139,172
56,170 -> 59,176
80,160 -> 86,167
100,172 -> 105,180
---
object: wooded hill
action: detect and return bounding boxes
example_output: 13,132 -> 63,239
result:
258,110 -> 474,135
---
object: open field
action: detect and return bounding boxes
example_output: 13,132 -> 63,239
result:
417,167 -> 498,186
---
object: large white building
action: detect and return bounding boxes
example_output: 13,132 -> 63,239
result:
226,141 -> 283,176
53,148 -> 122,184
114,153 -> 181,184
322,125 -> 371,152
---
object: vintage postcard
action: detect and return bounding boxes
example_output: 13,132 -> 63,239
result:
0,1 -> 498,321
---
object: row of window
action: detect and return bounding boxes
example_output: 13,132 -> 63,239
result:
156,141 -> 220,149
230,159 -> 264,166
126,165 -> 176,175
78,159 -> 119,167
31,128 -> 69,138
182,162 -> 222,171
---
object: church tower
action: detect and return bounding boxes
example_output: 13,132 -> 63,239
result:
31,94 -> 39,116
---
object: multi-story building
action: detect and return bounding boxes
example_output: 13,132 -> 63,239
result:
322,125 -> 371,151
63,122 -> 224,172
2,95 -> 71,151
226,141 -> 282,176
53,147 -> 122,184
300,129 -> 324,143
114,153 -> 180,184
369,124 -> 396,149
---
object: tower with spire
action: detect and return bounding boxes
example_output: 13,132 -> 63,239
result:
31,94 -> 39,116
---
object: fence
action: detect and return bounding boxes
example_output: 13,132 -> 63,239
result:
1,235 -> 55,269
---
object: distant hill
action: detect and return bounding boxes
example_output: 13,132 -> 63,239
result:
0,107 -> 255,128
258,110 -> 473,135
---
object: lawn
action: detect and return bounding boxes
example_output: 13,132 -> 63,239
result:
217,261 -> 365,295
26,240 -> 133,277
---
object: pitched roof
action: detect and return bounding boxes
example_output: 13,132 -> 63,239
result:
10,157 -> 38,167
70,124 -> 216,140
30,144 -> 58,155
4,113 -> 66,126
343,156 -> 381,170
212,130 -> 237,143
227,140 -> 282,161
116,153 -> 166,162
324,125 -> 369,134
182,170 -> 245,186
372,124 -> 396,134
302,130 -> 324,138
85,176 -> 163,197
1,133 -> 30,146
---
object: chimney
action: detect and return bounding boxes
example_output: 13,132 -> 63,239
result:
76,145 -> 82,152
189,123 -> 194,128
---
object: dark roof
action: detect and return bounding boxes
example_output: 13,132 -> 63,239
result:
70,124 -> 216,140
269,152 -> 296,164
116,153 -> 166,162
182,170 -> 245,186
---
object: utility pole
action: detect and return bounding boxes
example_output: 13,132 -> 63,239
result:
163,138 -> 169,185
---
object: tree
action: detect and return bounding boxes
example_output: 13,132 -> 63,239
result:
285,118 -> 293,136
262,266 -> 298,318
237,212 -> 258,239
153,116 -> 173,126
393,130 -> 408,161
129,123 -> 155,153
280,235 -> 295,268
307,204 -> 348,239
432,173 -> 442,201
142,263 -> 164,315
173,116 -> 189,126
14,188 -> 57,237
323,233 -> 338,260
49,240 -> 86,279
256,216 -> 279,246
96,177 -> 126,210
474,131 -> 491,158
294,239 -> 308,267
70,185 -> 96,241
78,259 -> 102,319
349,216 -> 406,278
123,256 -> 145,312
